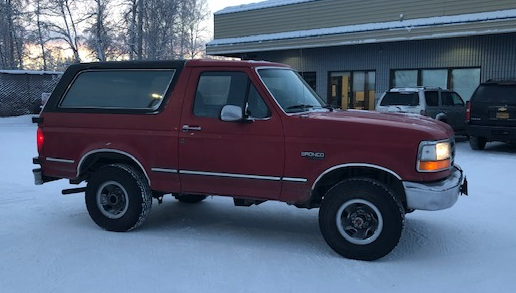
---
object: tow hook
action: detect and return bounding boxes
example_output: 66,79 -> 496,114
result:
460,176 -> 468,196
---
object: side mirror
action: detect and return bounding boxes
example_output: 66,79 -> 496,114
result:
221,105 -> 244,122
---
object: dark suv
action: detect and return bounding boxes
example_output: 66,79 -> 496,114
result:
466,80 -> 516,150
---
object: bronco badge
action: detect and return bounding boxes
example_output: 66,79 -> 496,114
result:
301,151 -> 325,160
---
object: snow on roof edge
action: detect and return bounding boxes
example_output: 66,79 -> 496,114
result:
0,70 -> 62,75
208,9 -> 516,46
215,0 -> 318,15
207,27 -> 516,56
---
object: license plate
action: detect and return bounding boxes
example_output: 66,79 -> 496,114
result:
496,112 -> 509,119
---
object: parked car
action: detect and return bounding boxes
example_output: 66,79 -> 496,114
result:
32,60 -> 467,261
466,80 -> 516,150
376,87 -> 466,133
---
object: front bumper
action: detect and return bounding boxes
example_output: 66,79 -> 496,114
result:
403,165 -> 467,211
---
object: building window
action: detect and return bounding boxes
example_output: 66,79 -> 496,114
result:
451,68 -> 481,101
421,69 -> 447,88
391,68 -> 480,101
299,72 -> 316,91
393,70 -> 417,87
329,70 -> 376,110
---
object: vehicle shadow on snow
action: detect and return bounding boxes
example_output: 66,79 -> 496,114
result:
141,197 -> 328,254
480,142 -> 516,154
137,197 -> 465,261
385,215 -> 469,262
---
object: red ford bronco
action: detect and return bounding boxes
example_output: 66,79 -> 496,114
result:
32,59 -> 467,260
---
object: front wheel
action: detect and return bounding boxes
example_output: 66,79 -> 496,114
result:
319,178 -> 404,261
85,164 -> 152,232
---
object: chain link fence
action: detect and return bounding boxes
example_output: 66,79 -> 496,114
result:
0,71 -> 62,117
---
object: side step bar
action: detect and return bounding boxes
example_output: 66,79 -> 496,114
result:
62,187 -> 86,195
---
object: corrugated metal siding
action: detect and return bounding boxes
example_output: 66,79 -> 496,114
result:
252,33 -> 516,102
214,0 -> 516,39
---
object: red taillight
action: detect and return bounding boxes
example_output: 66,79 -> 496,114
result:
465,101 -> 471,122
37,127 -> 44,154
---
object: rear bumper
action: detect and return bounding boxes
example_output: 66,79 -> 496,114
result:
466,124 -> 516,142
403,165 -> 467,211
32,157 -> 60,185
33,168 -> 44,185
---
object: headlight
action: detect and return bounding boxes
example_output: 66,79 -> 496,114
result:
417,140 -> 452,172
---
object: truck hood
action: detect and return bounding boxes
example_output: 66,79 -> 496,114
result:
290,109 -> 454,140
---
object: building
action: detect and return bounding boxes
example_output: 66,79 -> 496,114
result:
207,0 -> 516,110
0,70 -> 62,117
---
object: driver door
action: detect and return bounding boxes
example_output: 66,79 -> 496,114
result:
178,68 -> 285,199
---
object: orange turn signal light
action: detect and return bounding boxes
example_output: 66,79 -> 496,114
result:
418,159 -> 451,172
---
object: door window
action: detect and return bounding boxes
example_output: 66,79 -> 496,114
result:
194,71 -> 270,119
441,92 -> 454,106
450,92 -> 465,106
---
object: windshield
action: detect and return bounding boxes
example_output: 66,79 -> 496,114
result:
257,68 -> 326,113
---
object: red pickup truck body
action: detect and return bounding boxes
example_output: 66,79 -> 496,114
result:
33,59 -> 467,260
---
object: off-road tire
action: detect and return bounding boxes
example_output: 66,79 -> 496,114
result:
319,178 -> 404,261
469,136 -> 486,150
174,194 -> 207,203
86,164 -> 152,232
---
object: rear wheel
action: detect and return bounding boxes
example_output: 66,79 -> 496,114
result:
469,136 -> 486,150
85,164 -> 152,232
319,178 -> 404,261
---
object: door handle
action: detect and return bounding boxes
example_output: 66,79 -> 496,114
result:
182,125 -> 202,132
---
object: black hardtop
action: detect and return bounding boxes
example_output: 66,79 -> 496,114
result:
66,60 -> 187,72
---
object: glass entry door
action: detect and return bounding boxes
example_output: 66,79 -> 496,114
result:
330,72 -> 351,109
330,71 -> 376,110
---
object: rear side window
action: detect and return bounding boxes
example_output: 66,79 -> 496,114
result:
473,84 -> 516,103
380,92 -> 419,106
424,91 -> 439,106
60,70 -> 175,109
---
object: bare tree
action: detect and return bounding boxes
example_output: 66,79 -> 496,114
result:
1,0 -> 212,70
84,0 -> 123,61
0,0 -> 25,69
24,0 -> 51,70
179,0 -> 209,59
43,0 -> 91,63
120,0 -> 208,61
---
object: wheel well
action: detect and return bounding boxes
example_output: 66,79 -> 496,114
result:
308,166 -> 406,209
436,112 -> 448,123
75,151 -> 147,184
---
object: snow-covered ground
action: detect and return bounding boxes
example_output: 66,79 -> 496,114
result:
1,115 -> 515,293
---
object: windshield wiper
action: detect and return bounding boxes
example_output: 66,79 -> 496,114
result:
286,104 -> 316,112
323,104 -> 336,111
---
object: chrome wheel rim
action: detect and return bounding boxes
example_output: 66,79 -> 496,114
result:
96,181 -> 129,219
336,199 -> 383,245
